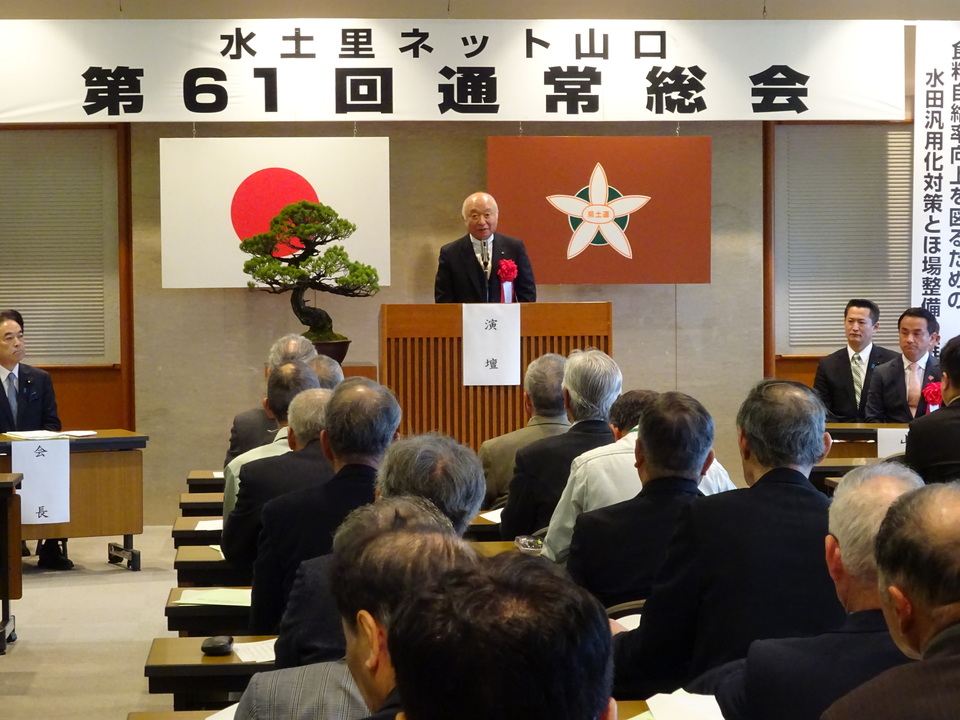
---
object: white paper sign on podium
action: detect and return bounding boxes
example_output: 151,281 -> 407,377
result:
877,427 -> 910,458
462,304 -> 521,386
12,437 -> 70,525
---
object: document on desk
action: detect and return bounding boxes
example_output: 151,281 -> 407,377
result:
5,430 -> 66,440
646,689 -> 723,720
207,703 -> 237,719
196,518 -> 224,531
480,508 -> 503,523
234,637 -> 276,663
209,544 -> 225,557
213,471 -> 224,478
174,588 -> 251,607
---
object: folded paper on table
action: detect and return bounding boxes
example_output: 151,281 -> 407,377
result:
234,637 -> 276,663
480,508 -> 503,523
174,588 -> 251,606
646,689 -> 723,720
196,518 -> 224,531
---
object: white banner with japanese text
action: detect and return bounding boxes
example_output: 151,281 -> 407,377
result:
12,438 -> 70,525
462,304 -> 521,386
912,22 -> 960,344
0,19 -> 904,123
160,137 -> 391,288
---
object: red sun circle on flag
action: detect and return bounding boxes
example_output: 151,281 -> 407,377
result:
231,168 -> 319,257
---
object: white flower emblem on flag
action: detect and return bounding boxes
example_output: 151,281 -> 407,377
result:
547,163 -> 651,259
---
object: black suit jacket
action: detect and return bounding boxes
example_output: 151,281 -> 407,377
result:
224,406 -> 278,467
697,610 -> 910,720
611,468 -> 845,700
500,420 -> 614,539
221,439 -> 335,568
0,364 -> 61,433
275,553 -> 345,669
434,233 -> 536,303
904,400 -> 960,483
567,477 -> 702,608
813,345 -> 898,422
249,463 -> 377,634
865,355 -> 941,423
823,622 -> 960,720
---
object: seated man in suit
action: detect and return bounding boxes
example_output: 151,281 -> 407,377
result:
478,353 -> 569,507
612,379 -> 846,699
814,299 -> 898,422
904,334 -> 960,483
0,309 -> 70,570
388,552 -> 616,720
699,461 -> 920,720
434,191 -> 536,304
824,482 -> 960,720
234,497 -> 465,720
501,348 -> 621,539
543,389 -> 735,564
566,392 -> 714,607
865,307 -> 941,422
221,388 -> 334,568
275,432 -> 486,668
222,361 -> 321,519
249,376 -> 401,633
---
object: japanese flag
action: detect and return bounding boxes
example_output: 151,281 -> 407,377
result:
160,137 -> 390,288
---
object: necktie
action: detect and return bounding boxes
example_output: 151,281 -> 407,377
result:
6,374 -> 17,428
907,362 -> 921,418
851,353 -> 864,407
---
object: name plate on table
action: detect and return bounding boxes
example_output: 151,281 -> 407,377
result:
12,437 -> 70,525
462,303 -> 521,386
877,427 -> 909,458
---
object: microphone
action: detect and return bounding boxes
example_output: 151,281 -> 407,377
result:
480,239 -> 490,275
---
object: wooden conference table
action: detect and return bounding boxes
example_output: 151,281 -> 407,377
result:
0,429 -> 149,570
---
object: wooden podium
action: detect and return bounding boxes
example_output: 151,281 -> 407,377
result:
0,474 -> 21,653
380,303 -> 612,450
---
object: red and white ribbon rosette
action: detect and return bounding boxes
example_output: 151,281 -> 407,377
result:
922,381 -> 942,412
498,259 -> 518,303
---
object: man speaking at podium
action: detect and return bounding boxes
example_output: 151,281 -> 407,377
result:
434,192 -> 537,304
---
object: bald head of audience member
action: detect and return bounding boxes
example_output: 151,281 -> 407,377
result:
332,527 -> 477,717
389,553 -> 616,720
321,377 -> 401,470
827,462 -> 924,613
264,361 -> 322,425
874,481 -> 960,659
309,353 -> 345,389
736,379 -> 831,485
562,349 -> 623,423
609,388 -> 660,439
267,333 -> 318,371
375,432 -> 485,535
522,353 -> 566,419
635,391 -> 715,485
285,388 -> 333,451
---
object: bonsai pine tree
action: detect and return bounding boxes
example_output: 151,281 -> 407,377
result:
240,200 -> 380,342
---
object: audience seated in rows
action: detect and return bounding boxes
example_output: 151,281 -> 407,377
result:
612,379 -> 846,699
543,389 -> 734,564
221,388 -> 334,569
478,353 -> 570,508
566,391 -> 715,607
693,461 -> 921,720
904,334 -> 960,483
500,348 -> 621,538
235,498 -> 465,720
275,432 -> 485,669
824,481 -> 960,719
249,376 -> 401,633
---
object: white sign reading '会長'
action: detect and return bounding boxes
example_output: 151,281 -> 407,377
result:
0,19 -> 904,123
12,438 -> 70,525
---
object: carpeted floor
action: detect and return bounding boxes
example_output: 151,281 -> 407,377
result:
2,526 -> 180,720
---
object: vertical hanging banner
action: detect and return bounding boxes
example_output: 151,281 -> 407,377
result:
913,22 -> 960,344
12,438 -> 70,525
462,304 -> 521,386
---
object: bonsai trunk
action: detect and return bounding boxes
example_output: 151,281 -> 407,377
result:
290,287 -> 341,341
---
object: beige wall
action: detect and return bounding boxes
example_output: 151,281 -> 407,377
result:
6,1 -> 960,523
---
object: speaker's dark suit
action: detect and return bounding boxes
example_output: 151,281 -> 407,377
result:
500,420 -> 614,539
813,345 -> 898,422
697,610 -> 910,720
904,400 -> 960,483
0,364 -> 61,433
249,463 -> 377,634
274,554 -> 344,669
221,439 -> 334,569
611,468 -> 845,700
224,406 -> 278,467
865,355 -> 940,423
823,621 -> 960,720
434,233 -> 536,304
567,477 -> 702,608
